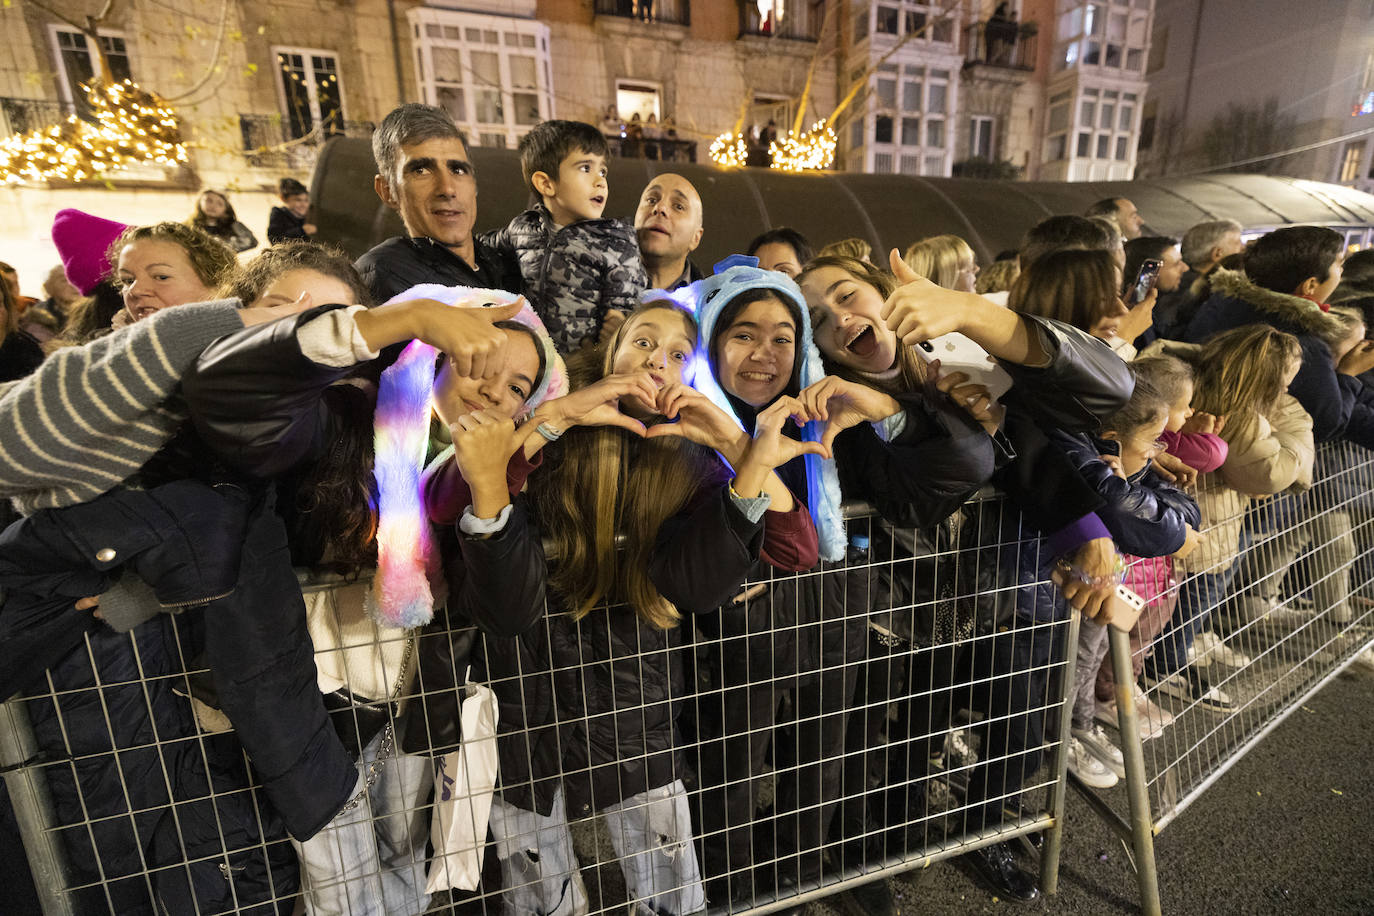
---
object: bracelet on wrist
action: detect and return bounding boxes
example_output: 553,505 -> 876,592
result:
1054,554 -> 1125,589
536,421 -> 563,442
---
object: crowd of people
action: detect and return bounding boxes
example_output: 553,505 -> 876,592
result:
600,106 -> 690,162
0,103 -> 1372,916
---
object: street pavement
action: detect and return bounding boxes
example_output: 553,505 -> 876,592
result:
831,664 -> 1374,915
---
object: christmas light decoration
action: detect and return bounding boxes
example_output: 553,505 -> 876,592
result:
0,79 -> 187,185
709,130 -> 749,168
769,120 -> 837,172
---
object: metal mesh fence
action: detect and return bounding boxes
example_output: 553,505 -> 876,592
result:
1072,439 -> 1374,914
2,441 -> 1368,916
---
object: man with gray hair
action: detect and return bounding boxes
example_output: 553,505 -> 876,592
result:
355,103 -> 521,302
1154,218 -> 1244,338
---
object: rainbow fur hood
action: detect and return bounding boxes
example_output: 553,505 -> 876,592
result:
685,255 -> 846,562
367,284 -> 569,629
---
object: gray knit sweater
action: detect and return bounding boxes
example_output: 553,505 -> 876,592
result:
0,301 -> 244,515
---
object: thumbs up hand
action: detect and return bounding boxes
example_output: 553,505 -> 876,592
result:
880,248 -> 970,346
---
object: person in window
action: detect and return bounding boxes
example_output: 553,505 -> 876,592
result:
189,189 -> 259,253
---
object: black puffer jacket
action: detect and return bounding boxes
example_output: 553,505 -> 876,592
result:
23,611 -> 298,916
548,472 -> 769,819
482,206 -> 648,352
354,235 -> 523,305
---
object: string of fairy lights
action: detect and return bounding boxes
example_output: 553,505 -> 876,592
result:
708,119 -> 838,172
0,79 -> 187,185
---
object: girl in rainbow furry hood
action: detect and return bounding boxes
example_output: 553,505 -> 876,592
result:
186,274 -> 572,916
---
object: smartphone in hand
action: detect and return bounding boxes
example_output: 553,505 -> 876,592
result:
1127,258 -> 1163,305
912,332 -> 1015,400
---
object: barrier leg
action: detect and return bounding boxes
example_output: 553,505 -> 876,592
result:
1108,627 -> 1162,916
0,699 -> 74,916
1039,610 -> 1080,895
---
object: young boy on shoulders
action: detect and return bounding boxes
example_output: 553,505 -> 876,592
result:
483,119 -> 648,353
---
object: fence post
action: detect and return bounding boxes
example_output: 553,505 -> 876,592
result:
1108,626 -> 1163,916
1039,609 -> 1081,895
0,699 -> 74,916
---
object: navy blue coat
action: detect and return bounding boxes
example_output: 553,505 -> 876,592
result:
1185,269 -> 1374,448
1017,432 -> 1201,623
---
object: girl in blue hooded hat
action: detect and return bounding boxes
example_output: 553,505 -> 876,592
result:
678,256 -> 871,910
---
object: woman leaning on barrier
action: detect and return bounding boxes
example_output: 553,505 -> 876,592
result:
795,248 -> 1135,904
0,230 -> 331,914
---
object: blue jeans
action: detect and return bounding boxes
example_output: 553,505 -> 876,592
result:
291,728 -> 432,916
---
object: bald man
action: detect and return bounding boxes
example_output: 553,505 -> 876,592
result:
634,173 -> 705,290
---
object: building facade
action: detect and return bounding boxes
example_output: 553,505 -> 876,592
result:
1134,0 -> 1374,193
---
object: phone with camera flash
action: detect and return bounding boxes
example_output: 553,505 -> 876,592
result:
912,332 -> 1015,400
1127,258 -> 1163,305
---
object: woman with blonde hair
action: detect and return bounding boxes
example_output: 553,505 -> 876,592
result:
1135,324 -> 1312,705
903,234 -> 979,292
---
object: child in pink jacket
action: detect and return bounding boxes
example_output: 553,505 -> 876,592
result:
1094,355 -> 1227,737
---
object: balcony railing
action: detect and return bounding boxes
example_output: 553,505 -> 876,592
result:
239,114 -> 374,169
604,134 -> 698,163
593,0 -> 689,27
0,97 -> 75,137
964,20 -> 1038,72
739,3 -> 818,41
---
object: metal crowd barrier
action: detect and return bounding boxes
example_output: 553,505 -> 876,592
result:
0,441 -> 1368,915
1079,439 -> 1374,916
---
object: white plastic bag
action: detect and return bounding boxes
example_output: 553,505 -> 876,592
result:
425,678 -> 500,893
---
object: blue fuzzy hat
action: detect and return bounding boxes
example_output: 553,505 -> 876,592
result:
684,255 -> 846,562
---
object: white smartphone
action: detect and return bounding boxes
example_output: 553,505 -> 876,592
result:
912,332 -> 1015,401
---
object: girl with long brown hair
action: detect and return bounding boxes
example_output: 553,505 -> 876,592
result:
473,299 -> 820,916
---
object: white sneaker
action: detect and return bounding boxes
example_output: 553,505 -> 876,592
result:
1097,683 -> 1176,740
1193,629 -> 1252,668
944,728 -> 979,769
1067,736 -> 1118,788
1073,723 -> 1126,778
1263,604 -> 1311,628
1147,668 -> 1236,713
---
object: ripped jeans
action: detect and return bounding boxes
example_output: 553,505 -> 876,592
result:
291,728 -> 432,916
488,782 -> 705,916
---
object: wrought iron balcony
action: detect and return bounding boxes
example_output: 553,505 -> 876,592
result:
239,114 -> 374,169
964,20 -> 1038,72
0,97 -> 75,137
594,0 -> 690,27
